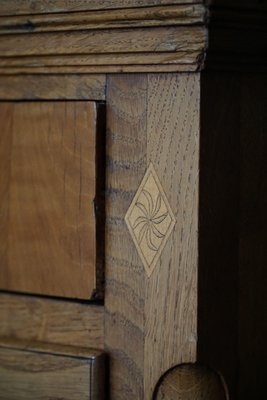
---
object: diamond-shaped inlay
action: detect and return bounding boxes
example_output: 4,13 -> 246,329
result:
125,163 -> 176,277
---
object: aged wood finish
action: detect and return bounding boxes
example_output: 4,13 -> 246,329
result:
0,1 -> 264,399
0,2 -> 207,74
0,1 -> 265,73
105,73 -> 199,399
0,64 -> 202,75
154,364 -> 228,400
0,5 -> 206,33
0,53 -> 201,75
0,102 -> 104,299
0,52 -> 205,69
0,293 -> 104,349
0,27 -> 205,56
0,75 -> 106,100
0,338 -> 106,400
0,1 -> 202,16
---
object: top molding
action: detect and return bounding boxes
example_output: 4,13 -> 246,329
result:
0,1 -> 202,15
0,1 -> 207,74
0,0 -> 265,74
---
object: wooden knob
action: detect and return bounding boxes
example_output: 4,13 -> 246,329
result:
154,364 -> 228,400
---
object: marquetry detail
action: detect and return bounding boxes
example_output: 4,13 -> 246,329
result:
125,163 -> 176,277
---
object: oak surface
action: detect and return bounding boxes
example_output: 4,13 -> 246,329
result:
0,102 -> 104,299
0,0 -> 265,74
0,75 -> 106,100
0,27 -> 205,57
0,338 -> 106,400
105,73 -> 199,399
0,1 -> 201,16
0,2 -> 207,74
0,5 -> 206,34
0,293 -> 104,349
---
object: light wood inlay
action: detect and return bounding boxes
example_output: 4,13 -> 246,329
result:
125,163 -> 176,276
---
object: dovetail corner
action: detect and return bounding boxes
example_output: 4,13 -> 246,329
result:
125,163 -> 176,277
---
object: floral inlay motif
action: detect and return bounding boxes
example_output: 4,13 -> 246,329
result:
134,190 -> 168,251
125,163 -> 176,276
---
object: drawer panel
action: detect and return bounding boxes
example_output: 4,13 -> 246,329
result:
0,293 -> 104,349
0,339 -> 106,400
0,102 -> 105,299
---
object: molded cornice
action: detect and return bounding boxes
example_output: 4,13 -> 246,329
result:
0,0 -> 265,74
0,1 -> 207,74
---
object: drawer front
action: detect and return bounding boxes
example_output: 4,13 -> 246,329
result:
0,102 -> 104,299
0,339 -> 106,400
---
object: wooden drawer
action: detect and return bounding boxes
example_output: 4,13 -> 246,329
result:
0,102 -> 105,299
0,338 -> 106,400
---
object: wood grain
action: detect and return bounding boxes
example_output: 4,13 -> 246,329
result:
0,27 -> 205,57
0,1 -> 202,16
0,102 -> 104,299
105,73 -> 199,399
145,74 -> 199,397
0,293 -> 104,349
0,52 -> 205,68
106,74 -> 147,399
0,64 -> 201,75
1,1 -> 265,73
154,364 -> 228,400
0,5 -> 206,34
0,2 -> 207,74
0,338 -> 106,400
0,75 -> 106,100
0,52 -> 201,71
0,23 -> 206,73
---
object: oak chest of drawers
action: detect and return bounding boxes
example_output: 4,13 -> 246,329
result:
0,1 -> 266,399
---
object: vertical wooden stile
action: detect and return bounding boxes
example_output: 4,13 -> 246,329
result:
105,73 -> 200,399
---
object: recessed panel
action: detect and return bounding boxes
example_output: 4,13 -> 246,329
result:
0,102 -> 103,299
